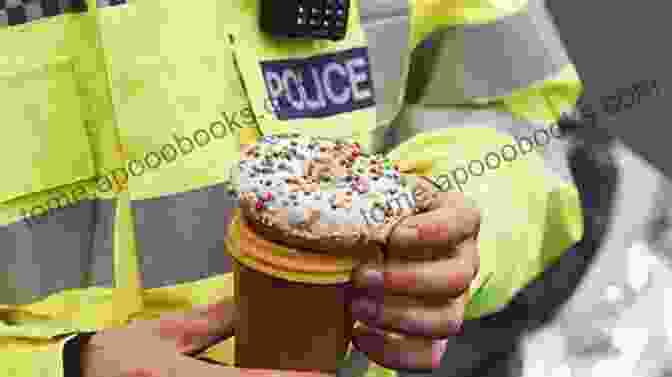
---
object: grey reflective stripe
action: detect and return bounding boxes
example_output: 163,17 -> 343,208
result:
406,0 -> 571,105
90,199 -> 116,288
96,0 -> 126,8
391,104 -> 574,185
133,183 -> 236,289
359,0 -> 410,129
0,0 -> 87,27
0,198 -> 114,305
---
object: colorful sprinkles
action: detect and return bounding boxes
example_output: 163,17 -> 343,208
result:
234,134 -> 417,226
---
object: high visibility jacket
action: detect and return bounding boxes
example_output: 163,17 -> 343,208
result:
0,0 -> 582,376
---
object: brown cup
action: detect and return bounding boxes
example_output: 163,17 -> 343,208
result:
233,219 -> 358,374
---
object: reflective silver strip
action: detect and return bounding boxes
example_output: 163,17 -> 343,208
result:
407,0 -> 572,105
0,198 -> 115,305
390,104 -> 574,185
96,0 -> 127,8
0,0 -> 87,27
132,183 -> 236,289
359,0 -> 410,129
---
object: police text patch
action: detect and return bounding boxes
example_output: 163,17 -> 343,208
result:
261,47 -> 376,120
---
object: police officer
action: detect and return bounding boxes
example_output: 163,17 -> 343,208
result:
0,0 -> 584,376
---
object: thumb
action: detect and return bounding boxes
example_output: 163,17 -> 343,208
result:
158,298 -> 237,356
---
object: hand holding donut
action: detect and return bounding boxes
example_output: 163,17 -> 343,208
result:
350,178 -> 481,371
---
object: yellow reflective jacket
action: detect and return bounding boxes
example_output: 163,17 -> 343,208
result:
0,0 -> 582,376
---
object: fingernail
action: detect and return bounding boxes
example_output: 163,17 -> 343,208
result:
383,270 -> 418,291
188,318 -> 214,335
126,368 -> 160,377
361,268 -> 384,290
351,299 -> 379,323
432,339 -> 448,369
157,319 -> 184,338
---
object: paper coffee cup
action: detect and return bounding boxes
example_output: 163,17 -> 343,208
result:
229,214 -> 371,374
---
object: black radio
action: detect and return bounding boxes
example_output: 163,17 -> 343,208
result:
260,0 -> 350,41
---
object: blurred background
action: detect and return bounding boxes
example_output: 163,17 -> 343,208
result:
519,133 -> 672,377
520,2 -> 672,376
